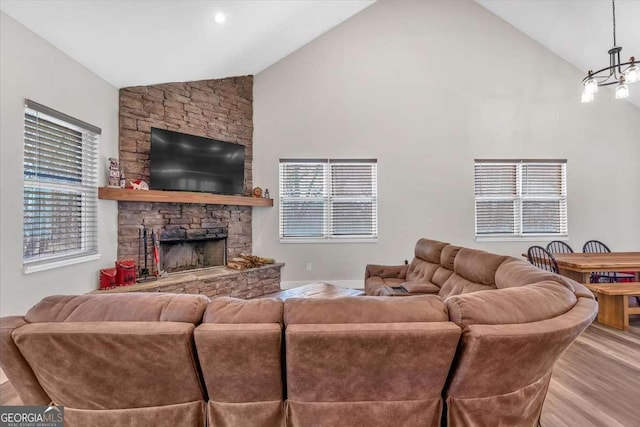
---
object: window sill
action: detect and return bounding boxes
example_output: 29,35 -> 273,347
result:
475,235 -> 568,243
280,238 -> 378,244
23,253 -> 101,274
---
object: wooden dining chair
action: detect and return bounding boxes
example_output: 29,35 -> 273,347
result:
527,246 -> 559,274
582,240 -> 635,283
546,241 -> 574,254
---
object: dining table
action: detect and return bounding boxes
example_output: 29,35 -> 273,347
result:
551,252 -> 640,285
540,252 -> 640,331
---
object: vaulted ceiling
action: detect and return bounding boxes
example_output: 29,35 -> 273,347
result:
2,0 -> 638,108
0,0 -> 375,88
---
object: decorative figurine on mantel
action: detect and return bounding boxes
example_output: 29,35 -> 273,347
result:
264,189 -> 270,199
107,158 -> 120,187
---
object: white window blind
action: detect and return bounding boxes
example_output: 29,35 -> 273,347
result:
474,159 -> 567,239
279,159 -> 377,241
23,100 -> 100,270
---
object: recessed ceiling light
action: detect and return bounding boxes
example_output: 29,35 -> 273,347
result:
214,12 -> 226,24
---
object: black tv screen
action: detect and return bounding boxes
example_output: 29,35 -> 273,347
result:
150,128 -> 245,194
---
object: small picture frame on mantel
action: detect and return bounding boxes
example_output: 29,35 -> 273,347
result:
107,157 -> 121,187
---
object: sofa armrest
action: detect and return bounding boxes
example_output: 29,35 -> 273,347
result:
364,264 -> 407,280
0,316 -> 50,405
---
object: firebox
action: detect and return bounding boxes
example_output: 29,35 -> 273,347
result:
159,227 -> 227,273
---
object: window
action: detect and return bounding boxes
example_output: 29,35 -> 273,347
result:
279,159 -> 377,242
474,159 -> 567,240
23,100 -> 100,273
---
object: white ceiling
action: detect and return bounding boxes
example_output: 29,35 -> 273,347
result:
0,0 -> 375,88
477,0 -> 640,108
2,0 -> 638,109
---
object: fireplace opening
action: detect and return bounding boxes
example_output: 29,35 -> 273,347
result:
159,228 -> 227,273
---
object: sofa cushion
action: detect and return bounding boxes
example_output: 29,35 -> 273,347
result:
13,322 -> 204,410
440,245 -> 461,270
454,248 -> 508,287
401,282 -> 440,294
195,323 -> 283,402
445,282 -> 578,328
24,294 -> 210,324
495,259 -> 595,299
432,266 -> 454,287
406,260 -> 439,283
495,258 -> 560,289
414,238 -> 449,263
202,297 -> 283,325
365,277 -> 405,296
366,277 -> 404,288
284,296 -> 448,325
365,264 -> 408,279
438,274 -> 495,299
285,322 -> 461,401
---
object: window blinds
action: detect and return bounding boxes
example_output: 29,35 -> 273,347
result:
474,160 -> 567,238
23,100 -> 100,266
279,159 -> 378,240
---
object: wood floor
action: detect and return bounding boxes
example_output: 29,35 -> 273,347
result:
1,284 -> 638,426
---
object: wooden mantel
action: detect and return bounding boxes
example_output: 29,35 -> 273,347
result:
98,187 -> 273,207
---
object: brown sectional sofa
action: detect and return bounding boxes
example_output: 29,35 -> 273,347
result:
0,238 -> 597,427
366,238 -> 597,426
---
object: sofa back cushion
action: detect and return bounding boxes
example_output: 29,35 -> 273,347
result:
13,321 -> 204,410
445,281 -> 577,328
440,245 -> 460,270
406,239 -> 449,282
438,274 -> 495,300
415,238 -> 449,263
438,248 -> 507,299
495,258 -> 595,298
495,258 -> 559,289
285,296 -> 448,325
285,321 -> 461,426
196,297 -> 285,426
202,297 -> 283,324
454,248 -> 507,286
24,294 -> 210,324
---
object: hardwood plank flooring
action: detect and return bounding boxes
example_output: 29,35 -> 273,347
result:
0,379 -> 22,405
1,284 -> 638,426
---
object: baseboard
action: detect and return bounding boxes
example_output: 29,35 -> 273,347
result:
280,280 -> 363,290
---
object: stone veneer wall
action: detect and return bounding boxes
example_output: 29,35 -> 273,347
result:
117,76 -> 254,261
115,264 -> 284,299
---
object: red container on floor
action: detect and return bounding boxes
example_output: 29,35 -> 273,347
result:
99,268 -> 117,290
115,260 -> 136,286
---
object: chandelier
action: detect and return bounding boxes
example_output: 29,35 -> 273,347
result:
581,0 -> 638,103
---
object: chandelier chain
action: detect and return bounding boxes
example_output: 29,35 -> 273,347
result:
612,0 -> 616,46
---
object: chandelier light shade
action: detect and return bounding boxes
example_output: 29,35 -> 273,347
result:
581,0 -> 637,103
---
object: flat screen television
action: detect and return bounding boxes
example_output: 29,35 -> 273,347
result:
149,128 -> 245,194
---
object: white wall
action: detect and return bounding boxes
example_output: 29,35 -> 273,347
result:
253,0 -> 640,287
0,12 -> 119,315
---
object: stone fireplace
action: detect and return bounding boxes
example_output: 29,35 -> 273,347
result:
112,75 -> 283,299
117,76 -> 254,265
159,227 -> 228,273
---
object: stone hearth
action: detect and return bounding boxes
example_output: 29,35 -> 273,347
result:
94,264 -> 284,299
